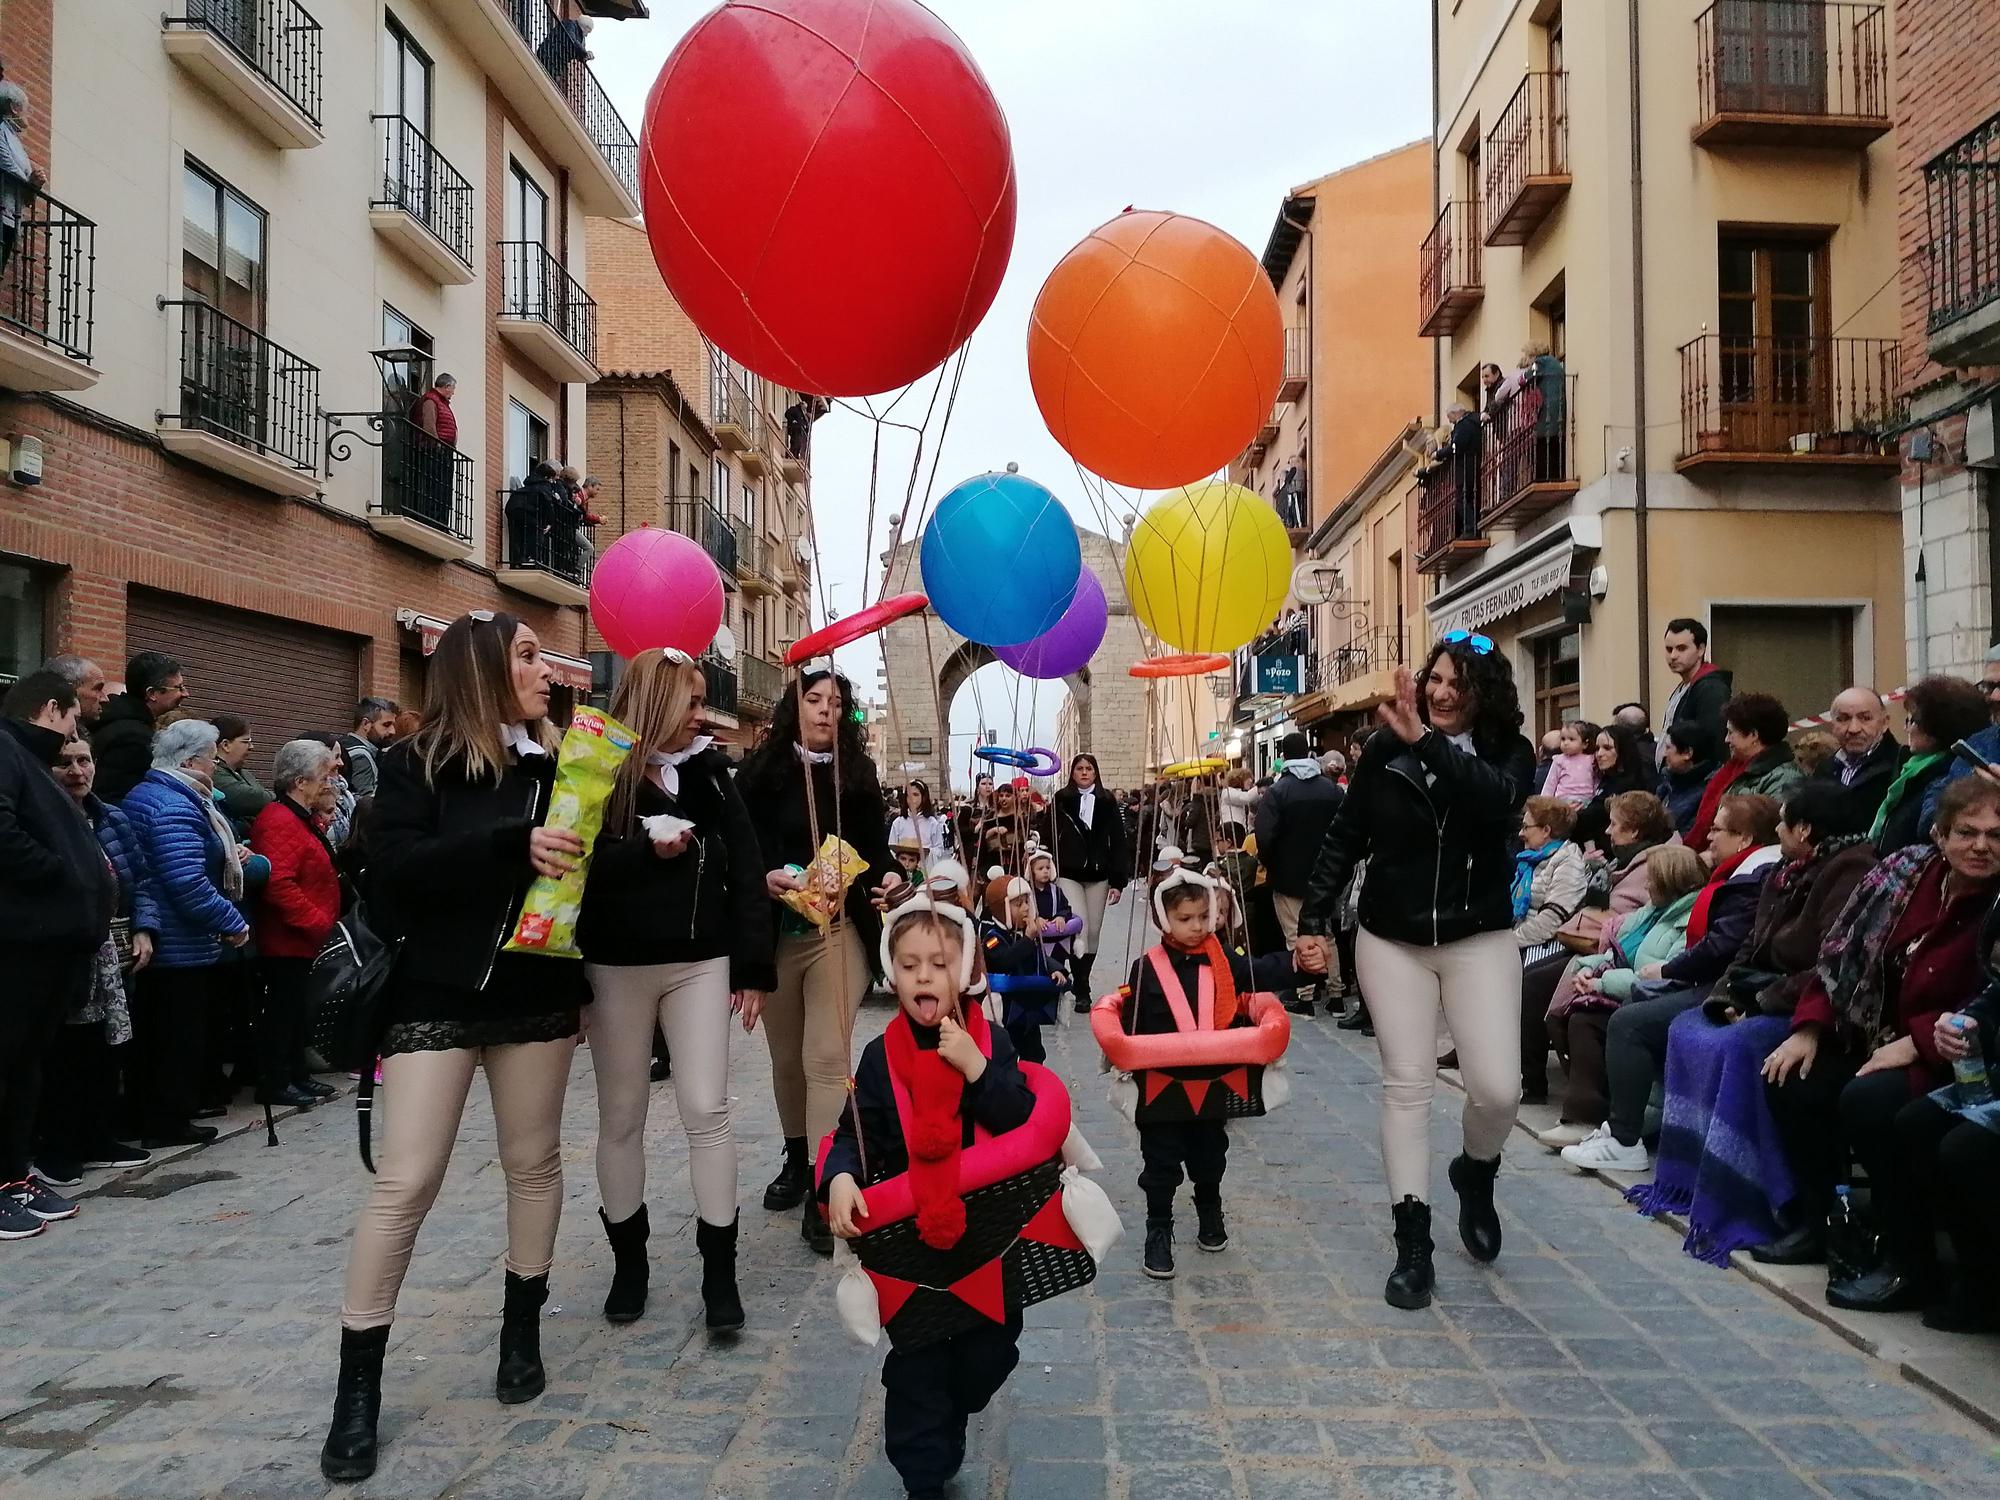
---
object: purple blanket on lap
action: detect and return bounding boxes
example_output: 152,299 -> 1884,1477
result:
1626,1010 -> 1795,1266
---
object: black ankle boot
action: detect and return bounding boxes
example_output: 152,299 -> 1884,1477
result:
1447,1152 -> 1502,1263
599,1204 -> 649,1325
1143,1217 -> 1175,1279
1386,1196 -> 1435,1310
697,1214 -> 746,1331
320,1324 -> 389,1483
1194,1190 -> 1227,1252
495,1271 -> 548,1404
801,1193 -> 832,1257
763,1137 -> 809,1210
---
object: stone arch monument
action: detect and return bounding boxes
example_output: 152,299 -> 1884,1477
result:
876,525 -> 1149,793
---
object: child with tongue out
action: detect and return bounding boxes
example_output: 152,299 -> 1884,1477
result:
820,897 -> 1036,1500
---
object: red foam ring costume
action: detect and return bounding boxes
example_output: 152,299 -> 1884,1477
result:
1094,942 -> 1292,1123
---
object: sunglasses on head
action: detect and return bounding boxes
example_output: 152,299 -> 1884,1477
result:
1440,629 -> 1495,655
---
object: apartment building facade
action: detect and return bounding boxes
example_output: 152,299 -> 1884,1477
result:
1227,141 -> 1433,771
1421,0 -> 1905,735
0,0 -> 637,763
587,216 -> 819,750
1894,0 -> 2000,677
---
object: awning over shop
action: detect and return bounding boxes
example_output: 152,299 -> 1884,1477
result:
400,611 -> 595,692
1425,516 -> 1601,638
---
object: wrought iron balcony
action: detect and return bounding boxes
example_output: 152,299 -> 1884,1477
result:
1925,109 -> 2000,367
1485,71 -> 1569,247
158,299 -> 321,496
163,0 -> 323,147
709,355 -> 761,454
738,651 -> 783,714
701,652 -> 738,717
501,0 -> 640,206
0,187 -> 96,390
733,521 -> 778,594
498,240 -> 598,383
1306,628 -> 1408,694
349,416 -> 475,559
1418,201 -> 1482,338
499,485 -> 594,604
1693,1 -> 1889,150
1478,372 -> 1579,528
665,495 -> 738,580
1278,326 -> 1309,402
1413,459 -> 1489,576
1677,334 -> 1899,469
371,114 -> 475,282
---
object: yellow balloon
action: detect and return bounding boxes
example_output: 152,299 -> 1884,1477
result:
1124,481 -> 1292,654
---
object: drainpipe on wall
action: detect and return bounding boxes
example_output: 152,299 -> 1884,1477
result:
1431,0 -> 1442,434
1627,0 -> 1652,710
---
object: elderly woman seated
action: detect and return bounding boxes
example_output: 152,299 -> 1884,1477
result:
1757,774 -> 2000,1313
1625,782 -> 1877,1262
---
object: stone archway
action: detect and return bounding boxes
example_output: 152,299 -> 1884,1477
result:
876,525 -> 1147,793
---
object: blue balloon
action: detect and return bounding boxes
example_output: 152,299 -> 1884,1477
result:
919,471 -> 1082,646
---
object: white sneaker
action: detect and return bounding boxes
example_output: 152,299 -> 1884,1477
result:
1560,1130 -> 1650,1173
1536,1121 -> 1595,1150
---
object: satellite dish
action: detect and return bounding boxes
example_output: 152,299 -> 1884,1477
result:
710,624 -> 737,658
1291,559 -> 1340,607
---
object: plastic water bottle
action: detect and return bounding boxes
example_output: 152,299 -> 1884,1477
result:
1949,1016 -> 1991,1107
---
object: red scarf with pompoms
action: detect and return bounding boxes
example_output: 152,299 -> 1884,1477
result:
883,1003 -> 994,1250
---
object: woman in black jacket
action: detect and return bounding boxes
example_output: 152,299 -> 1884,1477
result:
1294,636 -> 1535,1311
736,667 -> 902,1255
321,613 -> 586,1485
578,649 -> 774,1333
1044,753 -> 1128,1009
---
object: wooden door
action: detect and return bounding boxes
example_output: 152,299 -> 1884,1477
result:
1718,234 -> 1827,451
1712,0 -> 1827,116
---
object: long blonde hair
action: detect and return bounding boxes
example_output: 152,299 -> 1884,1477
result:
407,612 -> 558,786
605,648 -> 704,831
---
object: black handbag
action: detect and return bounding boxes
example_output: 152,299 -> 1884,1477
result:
303,904 -> 400,1172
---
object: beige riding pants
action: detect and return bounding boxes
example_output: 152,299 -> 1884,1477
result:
764,925 -> 869,1143
1056,877 -> 1112,958
340,1037 -> 576,1329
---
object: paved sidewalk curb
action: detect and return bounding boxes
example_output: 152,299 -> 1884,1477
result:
70,1079 -> 351,1200
1423,1055 -> 2000,1434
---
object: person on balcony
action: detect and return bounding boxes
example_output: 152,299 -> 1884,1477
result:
505,462 -> 563,572
0,81 -> 46,278
1526,343 -> 1567,483
407,374 -> 457,529
1441,404 -> 1483,536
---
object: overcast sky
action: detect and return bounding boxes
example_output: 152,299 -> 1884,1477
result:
593,1 -> 1430,788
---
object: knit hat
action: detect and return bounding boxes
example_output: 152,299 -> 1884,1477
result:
879,894 -> 978,991
984,873 -> 1030,916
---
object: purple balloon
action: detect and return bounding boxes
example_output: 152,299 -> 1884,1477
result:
993,568 -> 1107,679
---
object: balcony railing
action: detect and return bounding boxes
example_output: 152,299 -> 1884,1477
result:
1414,457 -> 1489,575
501,485 -> 594,587
1418,201 -> 1483,338
0,188 -> 94,363
666,495 -> 739,577
1693,1 -> 1889,149
500,240 -> 597,368
1479,373 -> 1579,527
164,0 -> 323,129
701,652 -> 738,717
1278,326 -> 1309,402
503,0 -> 640,203
162,299 -> 321,473
1925,109 -> 2000,363
738,651 -> 783,714
1677,334 -> 1899,467
375,417 -> 474,543
372,114 -> 474,271
1485,71 -> 1569,247
709,359 -> 762,451
733,521 -> 777,589
1306,628 -> 1407,694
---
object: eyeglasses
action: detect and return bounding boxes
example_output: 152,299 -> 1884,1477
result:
1440,630 -> 1495,655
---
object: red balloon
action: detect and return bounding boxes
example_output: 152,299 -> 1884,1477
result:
641,0 -> 1017,398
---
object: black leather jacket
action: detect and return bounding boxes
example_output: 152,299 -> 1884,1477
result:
1297,726 -> 1535,946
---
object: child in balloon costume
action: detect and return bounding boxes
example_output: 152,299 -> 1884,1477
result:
1095,863 -> 1293,1280
978,873 -> 1065,1065
820,897 -> 1117,1499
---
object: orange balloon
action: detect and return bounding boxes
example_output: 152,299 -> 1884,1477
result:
1028,211 -> 1284,491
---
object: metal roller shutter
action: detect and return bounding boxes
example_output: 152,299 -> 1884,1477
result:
126,591 -> 362,781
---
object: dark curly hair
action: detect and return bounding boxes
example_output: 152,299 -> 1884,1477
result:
1416,638 -> 1523,754
738,667 -> 876,797
1902,674 -> 1987,752
1723,693 -> 1790,750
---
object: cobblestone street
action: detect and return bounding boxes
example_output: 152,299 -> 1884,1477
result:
3,897 -> 1998,1500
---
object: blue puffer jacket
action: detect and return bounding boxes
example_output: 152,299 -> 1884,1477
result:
87,794 -> 161,938
120,769 -> 248,968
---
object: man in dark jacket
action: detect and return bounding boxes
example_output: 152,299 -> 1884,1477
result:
1255,733 -> 1344,1015
1660,618 -> 1731,766
1444,404 -> 1482,532
0,671 -> 118,1235
1813,686 -> 1903,829
91,651 -> 186,803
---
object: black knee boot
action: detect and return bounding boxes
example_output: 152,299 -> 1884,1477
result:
764,1136 -> 809,1210
1386,1197 -> 1435,1310
1071,953 -> 1095,1014
320,1324 -> 388,1483
599,1204 -> 649,1324
495,1271 -> 548,1404
698,1214 -> 746,1331
1447,1153 -> 1502,1263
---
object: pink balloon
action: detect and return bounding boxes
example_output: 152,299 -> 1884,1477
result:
589,526 -> 725,660
992,568 -> 1106,679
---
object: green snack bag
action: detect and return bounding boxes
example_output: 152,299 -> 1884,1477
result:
505,706 -> 637,958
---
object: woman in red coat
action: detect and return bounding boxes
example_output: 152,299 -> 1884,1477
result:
250,739 -> 345,1108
